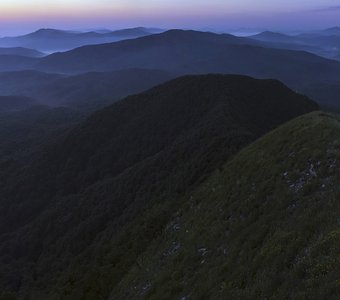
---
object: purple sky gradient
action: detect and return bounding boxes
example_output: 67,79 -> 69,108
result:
0,0 -> 339,36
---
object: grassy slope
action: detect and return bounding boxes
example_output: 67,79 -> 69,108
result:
114,112 -> 340,300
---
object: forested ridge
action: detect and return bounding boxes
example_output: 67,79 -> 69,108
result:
0,75 -> 319,299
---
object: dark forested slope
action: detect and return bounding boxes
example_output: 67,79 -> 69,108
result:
114,112 -> 340,300
0,75 -> 318,299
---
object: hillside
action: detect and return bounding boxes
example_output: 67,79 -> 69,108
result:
113,112 -> 340,300
0,69 -> 174,111
33,69 -> 174,110
0,105 -> 82,163
0,95 -> 38,112
0,47 -> 44,57
0,55 -> 37,72
0,75 -> 318,299
0,71 -> 64,96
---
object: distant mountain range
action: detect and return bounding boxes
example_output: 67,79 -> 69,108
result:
0,27 -> 161,52
34,29 -> 340,85
0,29 -> 339,109
316,26 -> 340,36
0,75 -> 319,299
249,29 -> 340,60
34,30 -> 340,109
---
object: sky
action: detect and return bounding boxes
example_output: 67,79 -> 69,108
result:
0,0 -> 340,36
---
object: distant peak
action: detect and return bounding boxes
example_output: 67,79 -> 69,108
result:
161,29 -> 214,36
258,31 -> 286,36
34,28 -> 63,33
324,26 -> 340,31
27,28 -> 70,37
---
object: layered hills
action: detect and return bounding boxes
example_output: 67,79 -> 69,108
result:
250,30 -> 340,60
0,28 -> 158,52
0,29 -> 339,108
36,29 -> 340,85
32,29 -> 340,108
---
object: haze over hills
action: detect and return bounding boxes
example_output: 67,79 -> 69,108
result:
30,68 -> 174,110
314,27 -> 340,36
0,69 -> 174,111
0,29 -> 340,109
249,29 -> 340,60
0,27 -> 162,52
250,31 -> 298,43
33,29 -> 340,84
0,47 -> 44,57
24,29 -> 339,109
0,75 -> 319,299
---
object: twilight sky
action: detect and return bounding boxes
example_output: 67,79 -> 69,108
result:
0,0 -> 340,36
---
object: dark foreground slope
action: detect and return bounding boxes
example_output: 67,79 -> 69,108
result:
0,105 -> 82,163
115,112 -> 340,300
0,75 -> 318,299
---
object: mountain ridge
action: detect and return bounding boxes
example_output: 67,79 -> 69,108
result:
0,75 -> 319,299
0,27 -> 160,52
